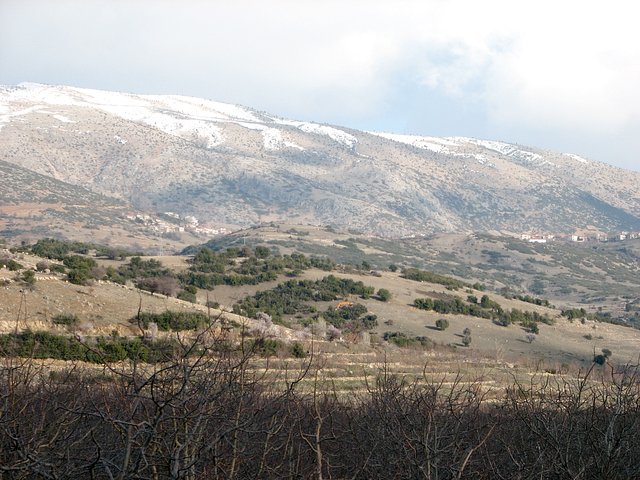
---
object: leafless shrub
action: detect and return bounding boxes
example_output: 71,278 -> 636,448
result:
1,331 -> 640,479
35,260 -> 50,272
326,324 -> 341,341
136,275 -> 180,296
251,311 -> 277,337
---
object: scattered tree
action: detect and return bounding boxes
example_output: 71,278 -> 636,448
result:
21,269 -> 36,288
290,341 -> 307,358
461,327 -> 472,346
377,288 -> 391,302
435,318 -> 449,331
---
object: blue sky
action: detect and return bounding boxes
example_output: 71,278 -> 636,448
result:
1,0 -> 639,171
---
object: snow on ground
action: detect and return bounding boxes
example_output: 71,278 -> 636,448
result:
0,84 -> 576,166
235,121 -> 268,131
0,84 -> 227,147
261,128 -> 304,151
148,95 -> 261,123
514,150 -> 543,163
234,121 -> 304,150
367,132 -> 464,154
8,83 -> 84,107
51,114 -> 75,123
564,153 -> 589,164
464,138 -> 517,156
276,119 -> 357,148
463,138 -> 545,164
0,105 -> 46,127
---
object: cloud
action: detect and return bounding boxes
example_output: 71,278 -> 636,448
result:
0,0 -> 638,169
481,2 -> 640,134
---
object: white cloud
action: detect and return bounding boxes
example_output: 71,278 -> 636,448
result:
480,2 -> 640,134
0,0 -> 638,169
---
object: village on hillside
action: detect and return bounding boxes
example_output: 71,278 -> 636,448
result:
122,212 -> 229,238
520,231 -> 640,244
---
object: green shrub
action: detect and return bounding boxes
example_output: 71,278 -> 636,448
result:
7,259 -> 23,271
67,268 -> 90,285
290,342 -> 307,358
49,264 -> 67,274
461,326 -> 472,346
52,313 -> 79,327
562,308 -> 588,320
323,303 -> 368,328
254,246 -> 270,258
134,311 -> 209,331
435,318 -> 449,331
383,331 -> 412,347
383,332 -> 434,349
177,290 -> 197,303
21,270 -> 36,286
248,338 -> 284,357
233,276 -> 375,322
402,268 -> 469,289
0,331 -> 181,364
377,288 -> 391,302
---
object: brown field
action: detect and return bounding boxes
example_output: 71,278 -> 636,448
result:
5,260 -> 636,367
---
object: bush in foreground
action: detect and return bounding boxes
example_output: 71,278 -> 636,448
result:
1,348 -> 639,479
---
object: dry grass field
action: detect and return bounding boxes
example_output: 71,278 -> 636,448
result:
3,253 -> 639,368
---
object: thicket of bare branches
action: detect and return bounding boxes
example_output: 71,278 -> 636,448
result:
2,331 -> 640,479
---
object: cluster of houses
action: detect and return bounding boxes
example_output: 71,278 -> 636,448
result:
122,212 -> 228,238
521,231 -> 640,244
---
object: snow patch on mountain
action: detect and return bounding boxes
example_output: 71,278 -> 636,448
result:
235,122 -> 304,151
564,153 -> 589,164
465,139 -> 517,156
262,129 -> 304,151
276,119 -> 357,148
463,138 -> 546,164
367,132 -> 460,153
0,84 -> 228,147
145,94 -> 261,123
51,114 -> 75,123
0,104 -> 46,130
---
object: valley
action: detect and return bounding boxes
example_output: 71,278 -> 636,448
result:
1,84 -> 640,478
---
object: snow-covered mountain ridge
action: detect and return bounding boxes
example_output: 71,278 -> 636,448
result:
0,83 -> 638,236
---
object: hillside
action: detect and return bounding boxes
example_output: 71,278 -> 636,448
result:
186,223 -> 640,318
3,237 -> 640,478
2,236 -> 639,366
0,159 -> 201,251
1,83 -> 639,237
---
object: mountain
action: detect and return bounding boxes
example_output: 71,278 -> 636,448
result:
0,158 -> 201,251
1,83 -> 639,237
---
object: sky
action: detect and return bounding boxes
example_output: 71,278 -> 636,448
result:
1,0 -> 639,171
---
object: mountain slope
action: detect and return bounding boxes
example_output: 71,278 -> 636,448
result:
1,83 -> 639,236
0,159 -> 199,250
